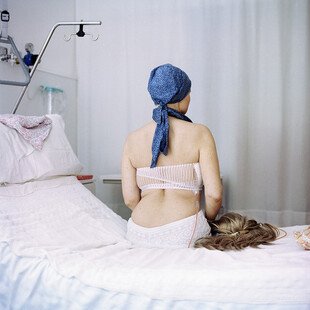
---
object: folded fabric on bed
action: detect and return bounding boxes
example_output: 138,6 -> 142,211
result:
0,114 -> 52,150
0,177 -> 309,305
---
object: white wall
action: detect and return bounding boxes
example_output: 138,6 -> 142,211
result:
6,0 -> 76,78
0,0 -> 78,150
75,0 -> 310,226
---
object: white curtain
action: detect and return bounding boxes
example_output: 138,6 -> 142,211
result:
76,0 -> 310,226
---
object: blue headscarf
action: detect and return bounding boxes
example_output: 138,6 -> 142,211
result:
148,64 -> 192,168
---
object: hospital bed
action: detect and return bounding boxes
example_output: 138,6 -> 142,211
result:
0,114 -> 309,309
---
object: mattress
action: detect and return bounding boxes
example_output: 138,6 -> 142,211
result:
0,176 -> 309,309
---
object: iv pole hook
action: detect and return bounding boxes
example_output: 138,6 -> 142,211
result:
12,21 -> 102,114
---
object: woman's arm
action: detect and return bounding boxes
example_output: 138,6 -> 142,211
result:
198,126 -> 223,220
121,136 -> 141,210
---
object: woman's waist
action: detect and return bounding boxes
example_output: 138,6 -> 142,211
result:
128,210 -> 206,232
131,194 -> 200,227
141,188 -> 201,200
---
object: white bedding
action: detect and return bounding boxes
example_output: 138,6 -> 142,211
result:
0,176 -> 309,307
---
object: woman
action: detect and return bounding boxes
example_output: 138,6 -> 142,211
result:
122,64 -> 223,248
122,64 -> 282,250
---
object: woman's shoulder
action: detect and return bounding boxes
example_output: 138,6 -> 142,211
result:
193,124 -> 217,148
125,122 -> 154,145
188,122 -> 214,139
192,122 -> 211,131
123,123 -> 154,163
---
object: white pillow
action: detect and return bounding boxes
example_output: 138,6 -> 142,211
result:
0,114 -> 83,184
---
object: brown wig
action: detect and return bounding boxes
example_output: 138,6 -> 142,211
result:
194,212 -> 281,251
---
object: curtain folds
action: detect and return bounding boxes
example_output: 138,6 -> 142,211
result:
76,0 -> 310,226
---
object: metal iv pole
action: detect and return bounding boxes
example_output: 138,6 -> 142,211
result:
10,21 -> 101,114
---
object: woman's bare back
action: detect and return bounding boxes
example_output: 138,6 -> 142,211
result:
123,117 -> 220,227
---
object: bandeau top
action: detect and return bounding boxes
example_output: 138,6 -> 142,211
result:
136,163 -> 203,193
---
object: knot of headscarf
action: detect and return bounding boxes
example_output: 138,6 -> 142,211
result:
151,104 -> 192,168
148,64 -> 192,168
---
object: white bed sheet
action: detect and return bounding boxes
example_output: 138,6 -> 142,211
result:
0,176 -> 309,308
1,243 -> 309,310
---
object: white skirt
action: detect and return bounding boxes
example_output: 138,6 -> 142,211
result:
126,210 -> 211,249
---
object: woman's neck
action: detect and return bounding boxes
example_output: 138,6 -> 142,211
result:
167,102 -> 180,112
